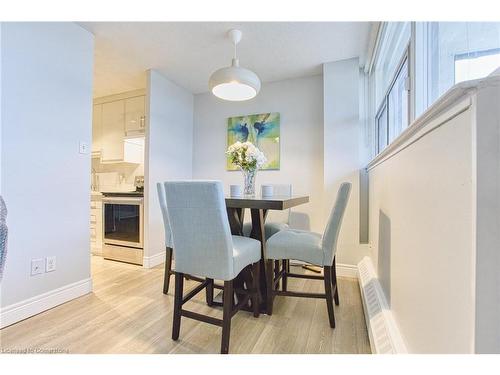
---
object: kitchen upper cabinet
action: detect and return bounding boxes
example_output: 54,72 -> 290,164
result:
125,96 -> 145,135
93,90 -> 145,164
101,100 -> 126,162
92,104 -> 102,154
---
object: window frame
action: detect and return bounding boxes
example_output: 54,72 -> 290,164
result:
374,46 -> 411,155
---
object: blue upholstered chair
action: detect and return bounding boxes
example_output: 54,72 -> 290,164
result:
265,182 -> 351,328
156,183 -> 174,294
242,184 -> 292,240
164,180 -> 261,354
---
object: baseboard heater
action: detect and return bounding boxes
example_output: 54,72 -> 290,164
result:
357,256 -> 407,354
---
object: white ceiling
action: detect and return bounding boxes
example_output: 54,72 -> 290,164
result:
80,22 -> 374,98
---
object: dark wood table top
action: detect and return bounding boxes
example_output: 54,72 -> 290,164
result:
225,195 -> 309,210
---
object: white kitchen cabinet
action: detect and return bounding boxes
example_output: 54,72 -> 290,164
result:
125,96 -> 145,135
101,100 -> 126,162
92,104 -> 103,154
94,91 -> 145,164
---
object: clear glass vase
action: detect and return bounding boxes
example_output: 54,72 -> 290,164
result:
242,169 -> 257,196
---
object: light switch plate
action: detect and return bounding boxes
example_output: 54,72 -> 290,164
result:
79,141 -> 90,154
31,258 -> 44,276
46,256 -> 56,272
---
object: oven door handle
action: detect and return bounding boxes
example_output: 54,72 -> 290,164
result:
102,197 -> 144,205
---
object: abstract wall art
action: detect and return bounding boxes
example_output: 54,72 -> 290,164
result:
226,112 -> 280,170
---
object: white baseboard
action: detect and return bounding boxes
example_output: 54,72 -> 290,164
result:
0,278 -> 93,329
336,263 -> 358,278
290,260 -> 358,278
142,250 -> 166,269
141,251 -> 356,276
357,256 -> 407,354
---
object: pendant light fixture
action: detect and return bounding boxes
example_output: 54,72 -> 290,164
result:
209,29 -> 261,101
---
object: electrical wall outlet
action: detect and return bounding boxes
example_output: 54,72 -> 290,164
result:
46,256 -> 56,272
31,258 -> 44,276
79,141 -> 89,154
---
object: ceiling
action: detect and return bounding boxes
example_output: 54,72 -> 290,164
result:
80,22 -> 374,98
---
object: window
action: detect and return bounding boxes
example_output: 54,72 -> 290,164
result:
388,57 -> 409,143
455,48 -> 500,83
373,22 -> 411,109
376,103 -> 388,153
375,55 -> 410,153
415,22 -> 500,116
371,22 -> 411,155
369,22 -> 500,157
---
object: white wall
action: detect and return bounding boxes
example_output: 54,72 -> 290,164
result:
368,104 -> 475,353
0,23 -> 94,322
144,70 -> 193,265
323,58 -> 371,265
193,75 -> 324,233
366,77 -> 500,353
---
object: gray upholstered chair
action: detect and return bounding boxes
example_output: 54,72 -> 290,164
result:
0,196 -> 7,282
242,184 -> 292,239
156,183 -> 174,294
265,182 -> 351,328
164,180 -> 261,354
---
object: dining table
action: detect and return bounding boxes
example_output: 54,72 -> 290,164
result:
224,194 -> 309,313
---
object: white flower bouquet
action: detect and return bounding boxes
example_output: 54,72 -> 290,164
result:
226,141 -> 267,195
226,141 -> 267,172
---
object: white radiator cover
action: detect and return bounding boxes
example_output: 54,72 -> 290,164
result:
357,256 -> 407,354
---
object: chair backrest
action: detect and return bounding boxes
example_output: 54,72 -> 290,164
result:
321,182 -> 351,265
269,184 -> 292,197
266,184 -> 292,224
156,182 -> 173,248
164,180 -> 235,280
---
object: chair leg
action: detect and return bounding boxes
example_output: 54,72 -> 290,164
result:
274,260 -> 280,290
251,262 -> 260,318
282,259 -> 288,292
163,247 -> 173,294
172,272 -> 184,340
266,259 -> 275,315
221,280 -> 234,354
323,266 -> 336,328
332,257 -> 339,306
206,278 -> 214,306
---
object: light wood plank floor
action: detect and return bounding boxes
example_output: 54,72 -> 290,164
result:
0,256 -> 371,354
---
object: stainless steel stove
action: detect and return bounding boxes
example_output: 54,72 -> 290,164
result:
101,177 -> 144,265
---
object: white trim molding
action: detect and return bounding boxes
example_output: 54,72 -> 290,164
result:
0,278 -> 92,329
142,250 -> 166,269
336,263 -> 358,278
357,257 -> 407,354
289,261 -> 358,278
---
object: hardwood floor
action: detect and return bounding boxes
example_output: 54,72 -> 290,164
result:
0,256 -> 371,354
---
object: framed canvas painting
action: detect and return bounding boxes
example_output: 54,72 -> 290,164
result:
226,112 -> 280,170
